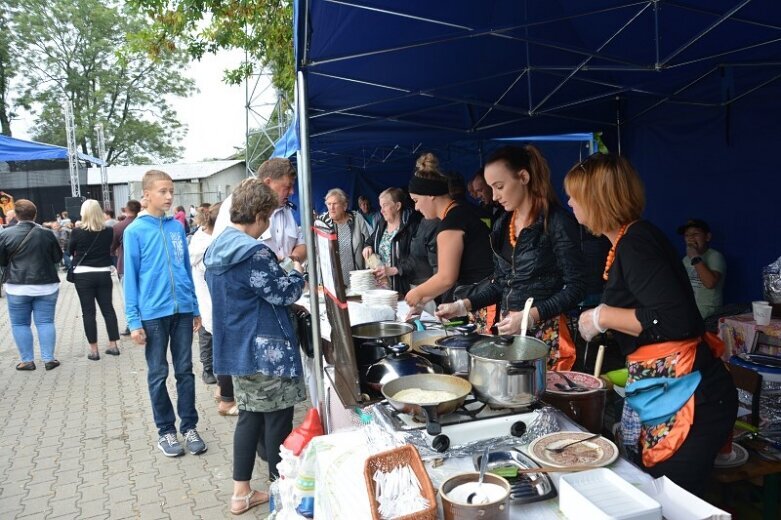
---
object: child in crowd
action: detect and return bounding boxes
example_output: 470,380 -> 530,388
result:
123,170 -> 206,458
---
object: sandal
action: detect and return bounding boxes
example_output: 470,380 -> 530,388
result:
87,352 -> 100,361
16,361 -> 36,371
44,360 -> 60,371
218,404 -> 239,417
230,489 -> 268,515
105,347 -> 120,356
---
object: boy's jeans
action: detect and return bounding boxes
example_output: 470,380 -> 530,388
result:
7,291 -> 58,362
142,313 -> 198,436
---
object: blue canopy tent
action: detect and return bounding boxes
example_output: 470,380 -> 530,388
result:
0,134 -> 103,221
0,134 -> 103,164
280,0 -> 781,306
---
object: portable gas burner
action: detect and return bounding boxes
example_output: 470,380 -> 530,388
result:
374,395 -> 541,452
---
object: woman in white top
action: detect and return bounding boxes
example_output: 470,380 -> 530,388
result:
68,199 -> 120,360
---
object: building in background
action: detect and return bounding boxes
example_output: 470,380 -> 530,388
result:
85,160 -> 246,211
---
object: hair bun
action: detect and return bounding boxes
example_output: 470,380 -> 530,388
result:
415,152 -> 440,174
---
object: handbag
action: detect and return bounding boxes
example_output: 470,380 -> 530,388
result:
1,225 -> 36,285
67,231 -> 101,283
291,306 -> 314,358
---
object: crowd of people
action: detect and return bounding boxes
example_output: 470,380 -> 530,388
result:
0,147 -> 736,511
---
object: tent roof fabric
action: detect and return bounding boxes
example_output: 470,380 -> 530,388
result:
287,0 -> 781,169
84,160 -> 244,185
0,134 -> 104,165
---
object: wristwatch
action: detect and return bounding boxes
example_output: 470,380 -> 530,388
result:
690,256 -> 703,266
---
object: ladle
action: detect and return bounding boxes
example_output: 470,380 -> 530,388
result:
467,445 -> 491,504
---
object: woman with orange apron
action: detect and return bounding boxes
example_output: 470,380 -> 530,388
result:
436,145 -> 587,371
565,153 -> 737,493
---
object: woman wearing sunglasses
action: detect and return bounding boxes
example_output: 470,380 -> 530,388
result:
564,153 -> 736,492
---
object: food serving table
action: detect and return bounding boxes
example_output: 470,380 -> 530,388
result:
310,410 -> 653,519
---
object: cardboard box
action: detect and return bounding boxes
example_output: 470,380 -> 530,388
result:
638,476 -> 731,520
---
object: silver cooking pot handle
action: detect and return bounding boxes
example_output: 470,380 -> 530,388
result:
505,362 -> 535,376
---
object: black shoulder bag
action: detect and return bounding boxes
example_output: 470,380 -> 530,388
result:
67,231 -> 101,283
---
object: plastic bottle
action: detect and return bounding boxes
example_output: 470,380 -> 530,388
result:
283,408 -> 325,456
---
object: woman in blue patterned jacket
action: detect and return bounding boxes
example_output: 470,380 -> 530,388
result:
205,178 -> 306,515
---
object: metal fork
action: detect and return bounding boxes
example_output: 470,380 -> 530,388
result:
545,433 -> 601,453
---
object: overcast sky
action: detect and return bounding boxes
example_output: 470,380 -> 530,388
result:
15,48 -> 278,163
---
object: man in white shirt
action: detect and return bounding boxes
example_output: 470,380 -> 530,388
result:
213,158 -> 306,263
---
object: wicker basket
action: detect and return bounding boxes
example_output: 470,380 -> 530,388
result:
364,444 -> 438,520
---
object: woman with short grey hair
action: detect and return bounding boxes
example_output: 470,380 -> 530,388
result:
319,188 -> 370,279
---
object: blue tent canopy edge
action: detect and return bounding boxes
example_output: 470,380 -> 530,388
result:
0,134 -> 104,165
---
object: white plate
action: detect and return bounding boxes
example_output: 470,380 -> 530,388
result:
527,432 -> 619,468
713,443 -> 749,469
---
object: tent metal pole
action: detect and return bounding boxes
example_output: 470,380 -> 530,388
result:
653,0 -> 660,69
616,96 -> 622,155
668,38 -> 781,69
660,0 -> 753,66
532,2 -> 651,114
324,0 -> 473,30
296,70 -> 325,413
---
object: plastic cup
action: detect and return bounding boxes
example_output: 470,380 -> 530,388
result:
753,302 -> 772,326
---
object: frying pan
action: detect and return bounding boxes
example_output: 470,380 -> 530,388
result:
381,374 -> 472,435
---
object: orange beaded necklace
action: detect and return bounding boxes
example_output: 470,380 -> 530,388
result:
508,209 -> 520,248
440,199 -> 457,220
603,223 -> 630,281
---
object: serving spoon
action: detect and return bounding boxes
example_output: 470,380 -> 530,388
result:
467,445 -> 491,504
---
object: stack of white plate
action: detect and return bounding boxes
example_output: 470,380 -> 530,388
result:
362,289 -> 399,311
349,269 -> 376,294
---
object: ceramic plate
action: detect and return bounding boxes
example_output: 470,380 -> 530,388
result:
527,432 -> 618,468
546,371 -> 605,394
713,443 -> 749,469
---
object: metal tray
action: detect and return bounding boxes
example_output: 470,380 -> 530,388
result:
472,448 -> 557,504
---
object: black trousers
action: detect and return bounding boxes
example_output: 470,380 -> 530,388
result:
74,271 -> 120,344
233,407 -> 294,482
217,375 -> 234,401
198,329 -> 213,372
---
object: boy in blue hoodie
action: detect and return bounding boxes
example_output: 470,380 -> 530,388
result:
124,170 -> 206,457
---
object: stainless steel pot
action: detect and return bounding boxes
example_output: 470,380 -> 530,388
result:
351,321 -> 415,367
467,335 -> 549,408
418,324 -> 485,376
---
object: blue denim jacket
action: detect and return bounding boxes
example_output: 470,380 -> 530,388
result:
205,227 -> 305,377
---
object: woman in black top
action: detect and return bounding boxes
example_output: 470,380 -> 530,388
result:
405,153 -> 493,313
361,188 -> 421,296
565,153 -> 736,493
69,199 -> 120,360
437,145 -> 587,369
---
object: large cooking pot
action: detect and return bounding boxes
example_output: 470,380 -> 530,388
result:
543,372 -> 607,434
365,343 -> 441,395
467,335 -> 549,408
419,324 -> 485,376
351,320 -> 415,369
382,374 -> 472,435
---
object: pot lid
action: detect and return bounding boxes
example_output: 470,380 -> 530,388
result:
469,335 -> 549,361
436,334 -> 483,349
351,320 -> 414,339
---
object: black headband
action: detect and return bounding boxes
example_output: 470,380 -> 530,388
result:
408,176 -> 449,196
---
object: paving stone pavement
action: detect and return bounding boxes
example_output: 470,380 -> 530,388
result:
0,273 -> 307,519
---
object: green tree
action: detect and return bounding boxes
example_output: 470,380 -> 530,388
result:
127,0 -> 294,104
0,4 -> 15,136
13,0 -> 195,164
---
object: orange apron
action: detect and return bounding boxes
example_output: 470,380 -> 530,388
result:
626,332 -> 724,467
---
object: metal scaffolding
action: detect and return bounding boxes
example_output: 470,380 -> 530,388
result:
63,99 -> 80,197
96,124 -> 111,210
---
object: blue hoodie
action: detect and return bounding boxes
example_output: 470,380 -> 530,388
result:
123,213 -> 200,331
205,226 -> 305,377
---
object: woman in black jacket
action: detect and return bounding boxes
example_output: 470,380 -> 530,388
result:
437,145 -> 587,370
0,199 -> 63,370
69,199 -> 120,360
361,188 -> 421,296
